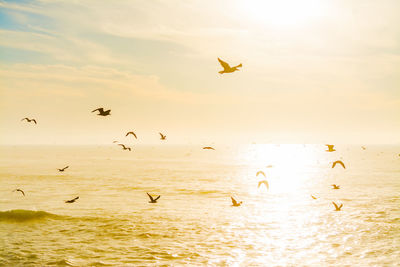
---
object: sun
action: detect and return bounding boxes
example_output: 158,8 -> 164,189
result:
239,0 -> 327,27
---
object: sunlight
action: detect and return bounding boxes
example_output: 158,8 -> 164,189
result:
240,0 -> 327,27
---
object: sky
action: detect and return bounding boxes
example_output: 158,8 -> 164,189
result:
0,0 -> 399,145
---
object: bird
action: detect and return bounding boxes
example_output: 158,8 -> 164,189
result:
118,144 -> 131,151
332,160 -> 346,169
332,201 -> 343,211
311,195 -> 317,199
256,171 -> 266,178
258,180 -> 269,189
231,196 -> 242,207
331,184 -> 340,189
126,131 -> 137,139
361,146 -> 366,150
65,196 -> 79,203
159,133 -> 166,140
147,193 -> 160,203
13,189 -> 25,196
21,118 -> 37,124
325,144 -> 336,152
57,166 -> 69,172
91,108 -> 111,116
218,58 -> 242,74
203,147 -> 215,150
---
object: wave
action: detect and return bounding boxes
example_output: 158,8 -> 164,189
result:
0,209 -> 63,222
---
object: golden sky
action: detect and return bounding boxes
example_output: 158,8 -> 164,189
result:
0,0 -> 399,144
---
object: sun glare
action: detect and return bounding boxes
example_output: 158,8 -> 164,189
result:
240,0 -> 327,27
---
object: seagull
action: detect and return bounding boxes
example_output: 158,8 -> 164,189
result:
118,144 -> 131,151
13,189 -> 25,196
331,184 -> 340,189
258,180 -> 269,189
159,133 -> 166,140
91,108 -> 111,116
325,144 -> 336,152
256,171 -> 266,178
126,131 -> 137,139
58,166 -> 69,172
21,118 -> 37,124
361,146 -> 366,150
65,196 -> 79,203
332,201 -> 343,211
218,58 -> 242,74
203,147 -> 215,150
231,196 -> 242,207
332,160 -> 346,169
311,195 -> 317,199
147,193 -> 160,203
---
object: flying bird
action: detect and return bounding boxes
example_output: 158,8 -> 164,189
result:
112,140 -> 119,143
332,201 -> 343,211
91,108 -> 111,116
325,144 -> 336,152
57,166 -> 69,172
332,160 -> 346,169
147,193 -> 161,203
361,146 -> 366,150
256,171 -> 266,178
311,195 -> 317,199
257,180 -> 269,189
231,196 -> 242,207
21,118 -> 37,124
203,147 -> 215,150
331,184 -> 340,189
126,131 -> 137,139
218,58 -> 242,74
118,144 -> 131,151
159,133 -> 166,140
13,189 -> 25,196
65,196 -> 79,203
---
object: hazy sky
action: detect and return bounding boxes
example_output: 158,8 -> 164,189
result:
0,0 -> 399,145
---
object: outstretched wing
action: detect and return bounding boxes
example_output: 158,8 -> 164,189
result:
32,119 -> 37,124
339,204 -> 343,209
154,195 -> 161,201
92,108 -> 103,113
147,193 -> 154,201
231,196 -> 237,205
21,118 -> 28,121
332,202 -> 339,209
218,58 -> 231,70
339,161 -> 346,169
73,196 -> 79,201
258,180 -> 269,189
159,133 -> 164,138
118,144 -> 125,148
256,171 -> 266,178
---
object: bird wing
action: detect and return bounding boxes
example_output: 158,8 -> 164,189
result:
154,195 -> 161,201
218,58 -> 231,70
332,162 -> 337,168
231,197 -> 237,205
339,161 -> 346,169
64,166 -> 69,170
91,108 -> 103,113
339,204 -> 343,209
159,133 -> 164,138
32,119 -> 37,124
332,202 -> 339,209
118,144 -> 125,148
234,63 -> 242,68
73,196 -> 79,201
16,189 -> 25,196
258,180 -> 269,189
21,118 -> 28,121
125,132 -> 132,136
147,193 -> 154,201
132,132 -> 137,139
256,171 -> 266,177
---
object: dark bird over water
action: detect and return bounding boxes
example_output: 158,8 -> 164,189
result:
159,133 -> 166,140
203,147 -> 215,150
92,108 -> 111,116
331,184 -> 340,189
13,189 -> 25,196
258,180 -> 269,189
21,118 -> 37,124
332,201 -> 343,211
126,131 -> 137,139
325,144 -> 336,152
218,58 -> 242,74
231,196 -> 242,207
58,166 -> 69,172
65,196 -> 79,203
118,144 -> 131,151
147,193 -> 160,203
332,160 -> 346,169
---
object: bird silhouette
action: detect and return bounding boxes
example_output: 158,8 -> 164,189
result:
257,180 -> 269,189
361,146 -> 366,150
332,160 -> 346,169
331,184 -> 340,189
92,108 -> 111,116
231,196 -> 242,207
218,58 -> 242,74
118,144 -> 131,151
311,195 -> 317,199
256,171 -> 266,178
126,131 -> 137,139
147,193 -> 160,203
21,118 -> 37,124
13,189 -> 25,196
332,201 -> 343,211
203,147 -> 215,150
325,144 -> 336,152
58,166 -> 69,172
65,196 -> 79,203
159,133 -> 166,140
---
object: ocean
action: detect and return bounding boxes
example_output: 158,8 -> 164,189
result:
0,144 -> 399,266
